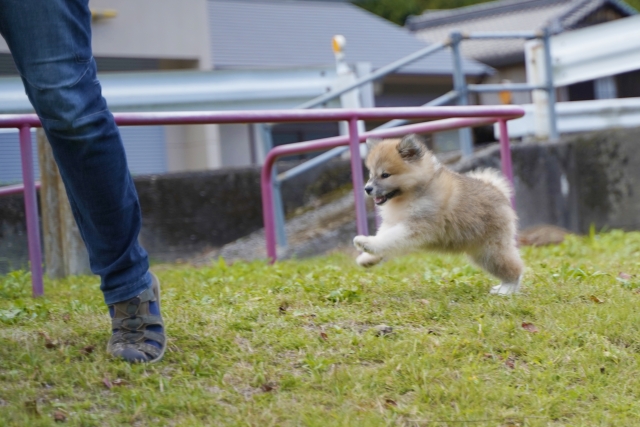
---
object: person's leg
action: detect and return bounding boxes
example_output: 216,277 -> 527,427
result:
0,0 -> 165,362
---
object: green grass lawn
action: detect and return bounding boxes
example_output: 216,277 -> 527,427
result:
2,231 -> 640,426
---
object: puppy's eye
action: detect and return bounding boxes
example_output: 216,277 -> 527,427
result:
381,173 -> 391,179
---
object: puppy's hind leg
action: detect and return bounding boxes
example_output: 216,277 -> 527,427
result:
471,243 -> 524,295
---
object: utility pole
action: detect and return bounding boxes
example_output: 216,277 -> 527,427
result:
37,129 -> 91,278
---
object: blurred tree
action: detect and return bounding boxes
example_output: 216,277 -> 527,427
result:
355,0 -> 494,25
356,0 -> 640,25
626,0 -> 640,10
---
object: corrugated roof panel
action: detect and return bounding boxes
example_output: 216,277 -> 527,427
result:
407,0 -> 569,28
0,129 -> 39,185
0,67 -> 339,114
0,127 -> 166,184
119,126 -> 167,175
412,3 -> 571,64
207,0 -> 490,75
408,0 -> 636,65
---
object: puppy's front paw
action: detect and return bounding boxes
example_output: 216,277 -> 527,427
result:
353,235 -> 375,254
490,283 -> 520,296
356,252 -> 382,268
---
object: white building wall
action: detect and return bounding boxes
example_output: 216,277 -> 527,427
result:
90,0 -> 211,69
478,64 -> 532,106
165,124 -> 222,172
87,0 -> 217,172
219,124 -> 253,168
0,0 -> 211,69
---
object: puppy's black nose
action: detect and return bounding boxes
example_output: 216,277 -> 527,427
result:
365,186 -> 373,195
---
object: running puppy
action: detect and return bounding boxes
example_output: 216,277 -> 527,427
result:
353,135 -> 524,295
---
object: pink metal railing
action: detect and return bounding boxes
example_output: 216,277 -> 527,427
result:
0,106 -> 524,297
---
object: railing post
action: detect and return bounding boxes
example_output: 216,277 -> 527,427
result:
296,42 -> 447,110
261,155 -> 278,263
276,90 -> 459,184
348,117 -> 368,236
1,108 -> 526,293
37,129 -> 91,279
450,31 -> 474,157
272,178 -> 287,247
19,125 -> 44,297
261,124 -> 288,248
542,27 -> 559,142
37,129 -> 64,279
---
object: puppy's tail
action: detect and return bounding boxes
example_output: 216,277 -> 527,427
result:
466,168 -> 513,200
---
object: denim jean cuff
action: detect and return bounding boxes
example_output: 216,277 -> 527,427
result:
103,271 -> 152,305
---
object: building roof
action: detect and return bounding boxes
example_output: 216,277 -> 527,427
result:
407,0 -> 637,67
0,67 -> 342,114
207,0 -> 491,76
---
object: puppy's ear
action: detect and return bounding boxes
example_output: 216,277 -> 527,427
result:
397,134 -> 426,162
366,138 -> 383,151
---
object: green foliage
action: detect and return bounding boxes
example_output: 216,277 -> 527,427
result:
355,0 -> 495,25
325,286 -> 361,302
626,0 -> 640,11
355,0 -> 640,25
2,231 -> 640,425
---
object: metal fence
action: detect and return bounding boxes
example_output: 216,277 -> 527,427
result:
0,105 -> 524,297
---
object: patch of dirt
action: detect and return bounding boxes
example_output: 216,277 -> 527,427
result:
518,224 -> 571,247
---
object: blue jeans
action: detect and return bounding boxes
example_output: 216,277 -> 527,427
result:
0,0 -> 151,304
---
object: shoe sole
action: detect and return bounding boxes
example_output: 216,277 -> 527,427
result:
148,272 -> 167,363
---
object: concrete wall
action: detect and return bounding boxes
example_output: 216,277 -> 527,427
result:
0,159 -> 353,272
4,126 -> 640,274
0,195 -> 30,274
135,160 -> 353,261
455,126 -> 640,233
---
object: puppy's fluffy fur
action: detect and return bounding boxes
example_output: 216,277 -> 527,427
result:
353,135 -> 524,295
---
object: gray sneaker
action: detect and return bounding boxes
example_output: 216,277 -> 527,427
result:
107,274 -> 166,363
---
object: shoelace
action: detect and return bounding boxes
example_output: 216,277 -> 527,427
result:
113,297 -> 147,343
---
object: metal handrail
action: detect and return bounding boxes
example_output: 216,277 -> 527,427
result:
267,29 -> 558,249
0,182 -> 40,197
0,105 -> 524,297
281,29 -> 558,177
295,42 -> 449,110
261,109 -> 523,263
276,90 -> 459,182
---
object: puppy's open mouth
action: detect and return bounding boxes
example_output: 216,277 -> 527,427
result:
374,189 -> 400,206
